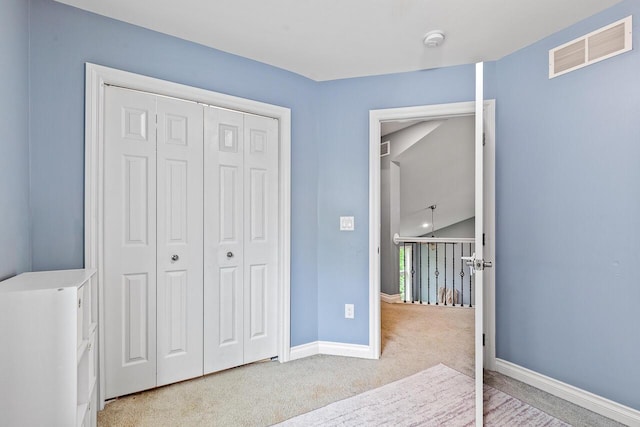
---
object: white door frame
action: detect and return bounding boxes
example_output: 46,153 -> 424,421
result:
368,100 -> 496,367
84,63 -> 292,409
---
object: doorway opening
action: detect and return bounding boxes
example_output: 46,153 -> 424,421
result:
383,114 -> 476,309
368,101 -> 496,370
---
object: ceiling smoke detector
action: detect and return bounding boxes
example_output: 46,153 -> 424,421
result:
423,30 -> 445,48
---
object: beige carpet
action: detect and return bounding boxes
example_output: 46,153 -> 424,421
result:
99,303 -> 473,426
276,364 -> 568,426
98,303 -> 620,426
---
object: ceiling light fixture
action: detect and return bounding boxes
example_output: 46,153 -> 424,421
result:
423,30 -> 445,48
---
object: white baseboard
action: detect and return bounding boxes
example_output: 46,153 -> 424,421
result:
289,341 -> 375,361
380,293 -> 402,304
496,358 -> 640,426
318,341 -> 374,359
289,341 -> 319,361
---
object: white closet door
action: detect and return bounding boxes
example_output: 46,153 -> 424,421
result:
204,107 -> 279,372
156,97 -> 204,386
204,107 -> 245,373
243,114 -> 279,363
104,87 -> 158,398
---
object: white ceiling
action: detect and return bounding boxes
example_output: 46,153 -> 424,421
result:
55,0 -> 621,81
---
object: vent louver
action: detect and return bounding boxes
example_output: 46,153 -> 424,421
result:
549,16 -> 632,79
380,140 -> 390,157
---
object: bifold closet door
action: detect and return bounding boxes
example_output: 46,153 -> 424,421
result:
242,113 -> 279,364
104,87 -> 158,398
203,106 -> 279,374
104,87 -> 204,398
155,96 -> 204,387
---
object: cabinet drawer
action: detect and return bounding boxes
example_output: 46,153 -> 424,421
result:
79,332 -> 97,397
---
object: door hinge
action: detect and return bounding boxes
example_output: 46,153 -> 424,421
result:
482,233 -> 485,246
483,333 -> 485,347
483,133 -> 486,146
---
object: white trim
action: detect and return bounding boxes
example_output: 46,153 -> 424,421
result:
483,98 -> 497,372
84,63 -> 292,409
380,293 -> 402,304
369,100 -> 496,367
290,341 -> 377,361
474,62 -> 484,427
369,110 -> 382,362
393,234 -> 475,244
318,341 -> 373,359
496,359 -> 640,426
289,342 -> 320,361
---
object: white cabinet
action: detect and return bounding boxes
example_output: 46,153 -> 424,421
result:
0,269 -> 98,427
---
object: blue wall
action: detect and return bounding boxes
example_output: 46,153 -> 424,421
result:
15,0 -> 640,412
495,0 -> 640,410
0,0 -> 31,280
28,0 -> 319,346
316,68 -> 475,343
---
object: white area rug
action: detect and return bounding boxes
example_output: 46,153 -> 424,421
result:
275,364 -> 569,426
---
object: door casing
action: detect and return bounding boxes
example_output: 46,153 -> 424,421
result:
84,63 -> 291,410
368,100 -> 496,367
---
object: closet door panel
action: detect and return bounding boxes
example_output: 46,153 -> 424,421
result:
122,273 -> 151,362
219,266 -> 240,344
243,115 -> 279,363
104,87 -> 158,398
248,264 -> 267,339
204,107 -> 245,374
164,271 -> 188,352
156,97 -> 204,386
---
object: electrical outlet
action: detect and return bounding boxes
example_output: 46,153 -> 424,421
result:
345,304 -> 354,319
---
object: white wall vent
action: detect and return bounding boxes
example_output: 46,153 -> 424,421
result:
380,140 -> 390,157
549,15 -> 632,79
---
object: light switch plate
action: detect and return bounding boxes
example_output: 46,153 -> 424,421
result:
340,216 -> 355,231
345,304 -> 354,319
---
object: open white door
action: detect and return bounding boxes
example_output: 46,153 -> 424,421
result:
474,62 -> 490,427
369,69 -> 495,427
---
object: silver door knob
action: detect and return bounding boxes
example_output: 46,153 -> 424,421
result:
171,254 -> 179,261
226,252 -> 234,258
